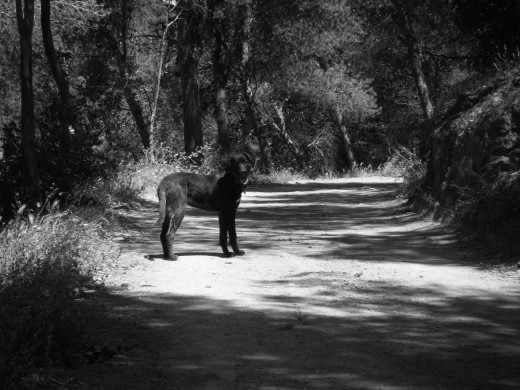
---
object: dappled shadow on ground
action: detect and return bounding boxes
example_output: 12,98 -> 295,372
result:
239,181 -> 463,264
77,281 -> 520,390
120,180 -> 473,267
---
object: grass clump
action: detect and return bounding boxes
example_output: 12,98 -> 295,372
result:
0,206 -> 118,388
252,168 -> 309,184
381,147 -> 426,197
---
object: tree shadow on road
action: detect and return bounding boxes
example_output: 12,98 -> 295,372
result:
75,280 -> 520,390
120,180 -> 511,267
239,181 -> 482,267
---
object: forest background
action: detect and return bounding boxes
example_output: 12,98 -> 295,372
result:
1,0 -> 520,386
1,0 -> 520,235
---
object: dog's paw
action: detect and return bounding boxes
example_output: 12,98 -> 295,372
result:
164,254 -> 178,261
223,251 -> 235,258
233,250 -> 245,256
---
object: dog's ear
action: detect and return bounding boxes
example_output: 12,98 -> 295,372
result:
242,151 -> 253,164
224,154 -> 237,172
223,157 -> 229,172
242,152 -> 254,169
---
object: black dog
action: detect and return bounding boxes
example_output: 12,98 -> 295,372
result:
156,154 -> 251,260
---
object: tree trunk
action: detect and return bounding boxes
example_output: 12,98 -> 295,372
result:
392,0 -> 434,121
123,84 -> 150,149
334,108 -> 356,169
245,95 -> 272,173
16,0 -> 41,206
271,102 -> 305,168
41,0 -> 71,161
114,0 -> 149,149
213,26 -> 231,156
178,15 -> 203,156
0,123 -> 19,221
238,1 -> 272,172
150,11 -> 179,158
239,2 -> 252,70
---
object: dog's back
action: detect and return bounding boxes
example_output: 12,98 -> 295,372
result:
184,173 -> 220,211
156,173 -> 221,226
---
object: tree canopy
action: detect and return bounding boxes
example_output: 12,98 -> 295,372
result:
1,0 -> 518,212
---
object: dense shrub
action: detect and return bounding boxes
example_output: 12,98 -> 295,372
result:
381,147 -> 426,197
0,206 -> 118,387
72,168 -> 145,207
454,173 -> 520,252
72,143 -> 227,205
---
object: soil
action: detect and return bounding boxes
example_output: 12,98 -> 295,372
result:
42,178 -> 520,390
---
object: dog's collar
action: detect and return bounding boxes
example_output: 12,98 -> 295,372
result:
224,172 -> 247,193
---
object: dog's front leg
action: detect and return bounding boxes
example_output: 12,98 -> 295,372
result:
228,209 -> 244,256
219,211 -> 234,257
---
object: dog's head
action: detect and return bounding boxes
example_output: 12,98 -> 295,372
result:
225,153 -> 252,185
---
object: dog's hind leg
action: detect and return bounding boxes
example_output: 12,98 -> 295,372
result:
158,178 -> 187,260
160,217 -> 172,259
160,208 -> 185,260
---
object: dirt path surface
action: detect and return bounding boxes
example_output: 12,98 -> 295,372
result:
64,178 -> 519,390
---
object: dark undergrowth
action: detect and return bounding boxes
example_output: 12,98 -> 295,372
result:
0,204 -> 118,389
454,174 -> 520,257
389,146 -> 519,260
410,173 -> 520,260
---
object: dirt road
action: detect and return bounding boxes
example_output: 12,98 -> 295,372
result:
64,178 -> 519,390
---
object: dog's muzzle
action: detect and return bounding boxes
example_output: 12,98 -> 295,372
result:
240,171 -> 249,185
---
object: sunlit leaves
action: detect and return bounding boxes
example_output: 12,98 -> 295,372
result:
282,61 -> 380,123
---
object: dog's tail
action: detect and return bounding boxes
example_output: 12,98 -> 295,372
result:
156,187 -> 167,226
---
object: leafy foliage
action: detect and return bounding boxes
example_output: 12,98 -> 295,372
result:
453,0 -> 520,68
1,0 -> 519,250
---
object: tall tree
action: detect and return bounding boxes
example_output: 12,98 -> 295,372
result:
149,3 -> 181,158
211,0 -> 233,156
177,2 -> 203,155
269,101 -> 305,168
283,61 -> 380,170
238,0 -> 272,172
255,1 -> 377,170
15,0 -> 41,206
101,0 -> 150,149
120,0 -> 150,149
333,108 -> 356,168
351,0 -> 444,122
41,0 -> 72,160
390,0 -> 434,121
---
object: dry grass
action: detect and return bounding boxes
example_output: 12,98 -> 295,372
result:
0,206 -> 118,387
